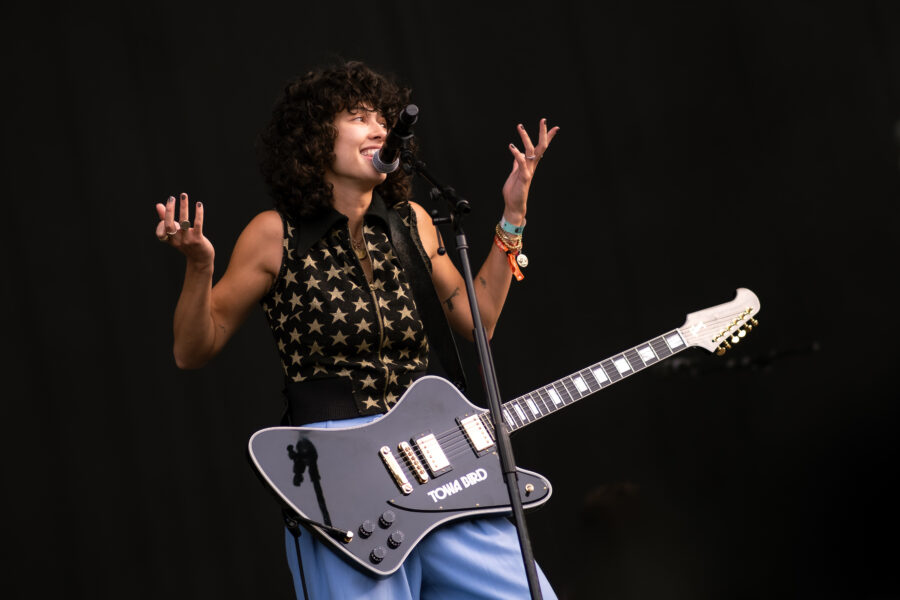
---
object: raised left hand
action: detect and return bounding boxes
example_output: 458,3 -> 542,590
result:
502,118 -> 560,223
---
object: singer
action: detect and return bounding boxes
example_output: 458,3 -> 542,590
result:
155,60 -> 559,599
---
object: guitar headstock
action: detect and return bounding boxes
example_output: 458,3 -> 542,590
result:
677,288 -> 761,355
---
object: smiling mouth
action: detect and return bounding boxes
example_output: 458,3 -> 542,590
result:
361,148 -> 378,158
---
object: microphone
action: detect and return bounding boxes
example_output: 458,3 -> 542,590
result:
372,104 -> 418,174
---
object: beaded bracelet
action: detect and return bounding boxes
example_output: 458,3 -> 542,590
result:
494,234 -> 526,281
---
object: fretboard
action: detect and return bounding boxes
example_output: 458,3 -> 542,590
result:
488,328 -> 690,433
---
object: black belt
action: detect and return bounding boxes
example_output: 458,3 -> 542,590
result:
281,372 -> 426,426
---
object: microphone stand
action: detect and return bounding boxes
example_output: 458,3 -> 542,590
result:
400,147 -> 544,600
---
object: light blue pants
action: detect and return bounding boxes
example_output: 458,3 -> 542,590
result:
284,416 -> 558,600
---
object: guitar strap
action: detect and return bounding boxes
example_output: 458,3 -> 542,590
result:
385,204 -> 468,394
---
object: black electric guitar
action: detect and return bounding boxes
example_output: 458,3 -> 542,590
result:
248,288 -> 761,576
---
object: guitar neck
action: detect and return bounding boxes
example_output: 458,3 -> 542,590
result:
497,328 -> 690,432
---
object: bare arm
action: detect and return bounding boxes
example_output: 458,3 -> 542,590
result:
156,193 -> 283,368
414,118 -> 559,340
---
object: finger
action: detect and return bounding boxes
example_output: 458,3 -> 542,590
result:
164,196 -> 178,232
179,192 -> 190,224
508,143 -> 528,170
155,219 -> 169,241
193,201 -> 204,235
517,123 -> 535,158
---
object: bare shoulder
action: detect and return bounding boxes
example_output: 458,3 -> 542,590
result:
230,209 -> 284,278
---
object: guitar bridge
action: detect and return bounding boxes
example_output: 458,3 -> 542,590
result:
398,441 -> 429,484
379,446 -> 413,495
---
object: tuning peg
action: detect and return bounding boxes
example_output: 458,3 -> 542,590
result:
750,318 -> 759,327
730,334 -> 741,344
716,346 -> 727,356
738,328 -> 747,338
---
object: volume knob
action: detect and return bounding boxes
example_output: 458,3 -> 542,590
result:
379,510 -> 396,528
387,531 -> 405,549
370,546 -> 387,564
358,520 -> 375,538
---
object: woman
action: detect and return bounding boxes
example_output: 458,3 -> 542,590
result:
156,61 -> 558,599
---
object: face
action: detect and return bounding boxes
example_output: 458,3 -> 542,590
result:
325,106 -> 388,191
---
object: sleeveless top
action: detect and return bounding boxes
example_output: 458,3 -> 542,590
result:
260,198 -> 431,416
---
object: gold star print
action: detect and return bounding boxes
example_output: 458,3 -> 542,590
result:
290,350 -> 302,365
402,326 -> 417,341
378,296 -> 390,310
276,313 -> 288,331
388,371 -> 399,385
283,237 -> 290,251
336,368 -> 352,378
308,319 -> 324,335
360,374 -> 377,389
289,293 -> 302,309
352,297 -> 369,312
359,359 -> 375,369
363,397 -> 379,410
391,267 -> 401,281
313,363 -> 328,375
394,286 -> 408,300
325,265 -> 342,280
341,264 -> 355,275
398,348 -> 410,360
363,225 -> 374,235
328,288 -> 345,302
356,340 -> 372,354
371,257 -> 384,271
286,223 -> 294,237
284,269 -> 298,285
383,355 -> 395,366
385,392 -> 398,405
384,248 -> 396,262
334,244 -> 346,256
349,281 -> 360,291
371,279 -> 385,291
308,297 -> 324,312
277,339 -> 286,353
305,275 -> 321,290
383,338 -> 394,350
302,255 -> 317,269
320,248 -> 332,259
272,292 -> 283,306
332,308 -> 348,323
308,341 -> 324,356
356,318 -> 373,333
382,316 -> 394,330
333,352 -> 348,364
398,306 -> 413,320
331,331 -> 348,346
289,328 -> 301,343
291,372 -> 306,382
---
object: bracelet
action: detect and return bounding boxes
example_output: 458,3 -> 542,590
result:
494,223 -> 523,251
500,215 -> 525,235
494,234 -> 526,281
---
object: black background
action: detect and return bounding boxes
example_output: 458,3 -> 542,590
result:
4,2 -> 899,598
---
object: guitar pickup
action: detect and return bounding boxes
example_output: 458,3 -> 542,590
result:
379,446 -> 413,495
413,432 -> 452,477
398,441 -> 429,484
458,414 -> 495,456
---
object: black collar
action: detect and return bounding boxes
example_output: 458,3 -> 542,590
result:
293,194 -> 393,252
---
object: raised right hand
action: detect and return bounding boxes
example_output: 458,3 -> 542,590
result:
155,192 -> 215,266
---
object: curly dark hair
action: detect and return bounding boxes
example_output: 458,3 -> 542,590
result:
258,61 -> 413,219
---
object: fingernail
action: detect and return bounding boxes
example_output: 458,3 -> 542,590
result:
518,123 -> 523,129
509,143 -> 515,148
168,196 -> 175,203
181,193 -> 187,199
196,202 -> 202,208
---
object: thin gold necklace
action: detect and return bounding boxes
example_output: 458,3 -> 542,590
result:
350,236 -> 368,260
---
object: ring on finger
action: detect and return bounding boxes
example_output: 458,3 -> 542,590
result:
166,229 -> 177,237
526,155 -> 537,160
180,220 -> 191,230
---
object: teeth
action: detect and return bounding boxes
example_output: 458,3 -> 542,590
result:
361,149 -> 377,157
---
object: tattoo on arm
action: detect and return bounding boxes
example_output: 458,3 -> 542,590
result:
443,287 -> 460,311
479,276 -> 488,288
